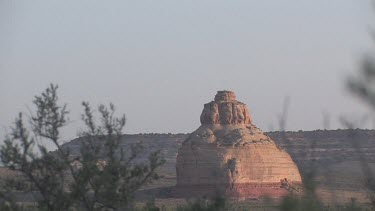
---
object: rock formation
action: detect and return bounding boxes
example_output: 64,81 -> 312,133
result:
200,91 -> 252,125
176,91 -> 302,198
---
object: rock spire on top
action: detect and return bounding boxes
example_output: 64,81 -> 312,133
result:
214,90 -> 236,101
200,91 -> 252,125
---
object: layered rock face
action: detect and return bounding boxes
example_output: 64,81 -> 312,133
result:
176,91 -> 302,198
200,91 -> 252,125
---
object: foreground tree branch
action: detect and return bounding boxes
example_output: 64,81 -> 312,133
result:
0,84 -> 165,211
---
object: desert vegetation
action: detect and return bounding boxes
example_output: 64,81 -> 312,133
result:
0,84 -> 165,210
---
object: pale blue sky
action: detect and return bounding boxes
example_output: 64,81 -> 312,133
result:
0,0 -> 374,142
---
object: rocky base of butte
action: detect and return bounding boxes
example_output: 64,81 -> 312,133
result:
175,91 -> 302,198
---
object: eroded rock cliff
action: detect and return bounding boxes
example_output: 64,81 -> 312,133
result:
176,91 -> 302,198
200,91 -> 252,125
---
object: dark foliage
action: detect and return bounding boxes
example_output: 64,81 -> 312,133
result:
176,197 -> 227,211
0,84 -> 165,211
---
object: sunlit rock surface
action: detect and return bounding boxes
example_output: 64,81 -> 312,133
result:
176,91 -> 302,198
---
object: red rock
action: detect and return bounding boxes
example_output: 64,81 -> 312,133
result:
176,91 -> 302,198
200,91 -> 252,125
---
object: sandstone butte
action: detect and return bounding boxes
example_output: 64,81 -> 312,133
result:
175,91 -> 302,198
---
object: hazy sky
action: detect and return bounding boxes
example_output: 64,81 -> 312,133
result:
1,0 -> 374,142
